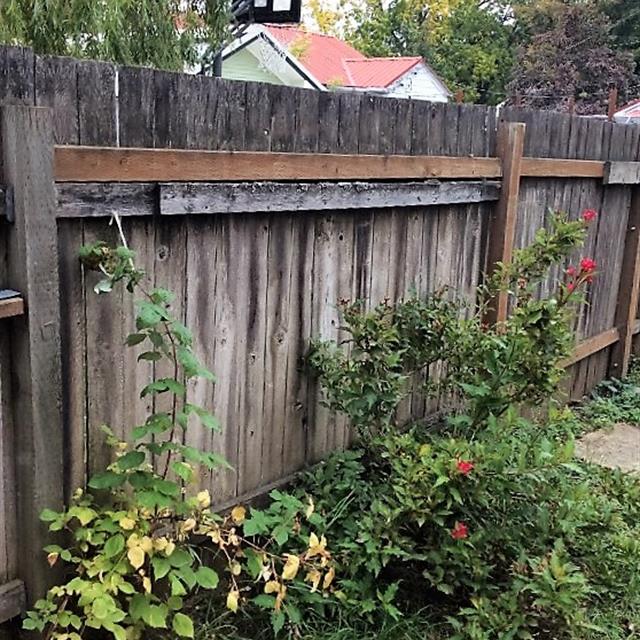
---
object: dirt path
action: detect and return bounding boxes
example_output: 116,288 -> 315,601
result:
576,423 -> 640,473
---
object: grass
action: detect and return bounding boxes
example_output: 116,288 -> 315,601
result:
190,607 -> 445,640
574,360 -> 640,430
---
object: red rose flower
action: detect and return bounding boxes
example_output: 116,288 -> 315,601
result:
582,209 -> 597,222
566,265 -> 576,276
451,521 -> 469,540
456,460 -> 474,475
580,258 -> 596,273
567,282 -> 575,292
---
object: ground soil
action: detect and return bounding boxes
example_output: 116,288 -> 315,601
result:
576,423 -> 640,473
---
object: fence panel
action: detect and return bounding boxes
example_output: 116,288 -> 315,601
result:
1,45 -> 640,610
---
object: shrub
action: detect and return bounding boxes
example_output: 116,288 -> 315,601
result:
24,241 -> 335,640
299,210 -> 640,638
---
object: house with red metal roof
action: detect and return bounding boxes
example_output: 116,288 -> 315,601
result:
614,100 -> 640,124
221,24 -> 451,102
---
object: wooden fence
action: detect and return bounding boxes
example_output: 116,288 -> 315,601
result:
1,45 -> 640,619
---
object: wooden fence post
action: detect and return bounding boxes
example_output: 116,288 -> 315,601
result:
609,186 -> 640,377
485,121 -> 526,324
1,106 -> 63,602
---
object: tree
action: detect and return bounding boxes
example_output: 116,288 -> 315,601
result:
508,0 -> 635,114
344,0 -> 515,104
0,0 -> 230,72
604,0 -> 640,75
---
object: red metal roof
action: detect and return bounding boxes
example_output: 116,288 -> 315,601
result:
265,25 -> 422,88
343,57 -> 422,88
616,99 -> 640,118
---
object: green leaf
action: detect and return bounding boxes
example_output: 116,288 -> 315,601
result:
169,573 -> 187,597
89,471 -> 126,490
272,611 -> 286,635
116,450 -> 145,470
152,556 -> 171,580
104,534 -> 125,559
136,302 -> 167,330
169,549 -> 193,568
243,510 -> 271,536
253,594 -> 276,609
172,462 -> 194,482
172,613 -> 194,638
150,288 -> 175,304
126,333 -> 146,346
141,378 -> 186,398
138,351 -> 162,362
144,604 -> 168,629
176,565 -> 197,590
40,508 -> 60,522
194,566 -> 219,589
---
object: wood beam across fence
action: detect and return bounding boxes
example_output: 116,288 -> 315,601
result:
53,146 -> 634,184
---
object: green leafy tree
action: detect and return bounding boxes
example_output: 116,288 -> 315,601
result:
508,0 -> 636,114
0,0 -> 230,72
344,0 -> 514,104
603,0 -> 640,79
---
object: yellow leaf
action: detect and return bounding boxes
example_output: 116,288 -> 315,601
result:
226,589 -> 239,613
230,560 -> 242,576
142,577 -> 152,593
127,546 -> 145,570
306,532 -> 328,559
153,537 -> 169,552
165,541 -> 176,556
305,498 -> 315,518
47,552 -> 59,567
305,569 -> 321,593
323,567 -> 335,589
140,536 -> 153,554
120,517 -> 136,531
281,554 -> 300,581
196,490 -> 211,509
126,534 -> 140,549
231,505 -> 246,524
207,528 -> 221,544
181,518 -> 197,534
275,584 -> 287,612
264,580 -> 280,594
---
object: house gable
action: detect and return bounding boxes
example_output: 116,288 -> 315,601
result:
387,62 -> 451,102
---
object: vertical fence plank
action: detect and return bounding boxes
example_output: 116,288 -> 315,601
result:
0,47 -> 34,105
609,188 -> 640,377
1,106 -> 63,601
34,55 -> 78,144
485,122 -> 526,324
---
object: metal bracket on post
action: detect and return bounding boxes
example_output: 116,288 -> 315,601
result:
0,185 -> 14,223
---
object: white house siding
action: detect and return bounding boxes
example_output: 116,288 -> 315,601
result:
387,63 -> 449,102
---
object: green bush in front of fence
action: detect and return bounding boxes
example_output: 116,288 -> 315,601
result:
280,210 -> 640,639
23,242 -> 336,640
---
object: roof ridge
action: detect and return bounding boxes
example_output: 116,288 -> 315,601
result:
344,56 -> 422,62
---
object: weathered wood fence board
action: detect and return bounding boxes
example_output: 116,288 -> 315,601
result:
1,45 -> 640,615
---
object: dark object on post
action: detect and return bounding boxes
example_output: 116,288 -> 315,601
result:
236,0 -> 302,24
